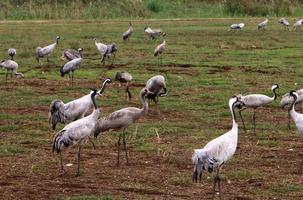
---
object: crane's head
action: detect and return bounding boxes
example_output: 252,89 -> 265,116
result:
98,78 -> 112,95
289,90 -> 299,100
230,96 -> 245,109
271,84 -> 279,91
78,48 -> 83,52
111,43 -> 118,52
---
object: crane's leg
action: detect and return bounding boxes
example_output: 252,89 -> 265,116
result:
71,71 -> 74,87
59,151 -> 66,174
112,53 -> 116,65
101,55 -> 106,65
5,69 -> 8,83
76,145 -> 81,176
212,169 -> 222,200
253,110 -> 256,135
122,130 -> 129,165
126,83 -> 132,102
238,108 -> 247,131
47,55 -> 50,62
117,133 -> 122,167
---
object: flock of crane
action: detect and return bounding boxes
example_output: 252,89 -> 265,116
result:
2,19 -> 303,199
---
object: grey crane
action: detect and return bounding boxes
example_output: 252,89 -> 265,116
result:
288,91 -> 303,173
0,60 -> 24,82
94,88 -> 151,166
145,75 -> 167,108
293,19 -> 303,31
278,18 -> 290,31
281,88 -> 303,129
123,22 -> 134,41
144,27 -> 166,40
154,40 -> 166,66
52,90 -> 100,176
228,23 -> 245,31
49,78 -> 112,130
36,36 -> 60,64
237,84 -> 279,134
60,57 -> 82,85
8,48 -> 16,60
115,71 -> 133,101
258,19 -> 268,30
94,38 -> 117,65
192,97 -> 245,200
61,48 -> 83,61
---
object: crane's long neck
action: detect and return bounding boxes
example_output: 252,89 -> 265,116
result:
230,102 -> 238,129
289,95 -> 298,116
90,93 -> 100,121
271,87 -> 278,101
140,93 -> 148,115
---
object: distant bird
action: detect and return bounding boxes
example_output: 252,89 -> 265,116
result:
49,78 -> 112,130
123,22 -> 134,41
258,19 -> 268,30
237,84 -> 279,134
115,71 -> 133,101
52,89 -> 100,176
61,48 -> 83,61
144,27 -> 166,40
36,36 -> 60,64
288,91 -> 303,173
278,18 -> 290,31
281,89 -> 303,129
145,75 -> 168,107
94,88 -> 151,166
229,23 -> 245,31
293,19 -> 303,31
192,96 -> 245,199
154,40 -> 166,66
94,38 -> 117,65
8,48 -> 16,60
0,60 -> 24,82
60,57 -> 82,85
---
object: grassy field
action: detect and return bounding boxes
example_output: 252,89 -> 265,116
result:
1,18 -> 303,199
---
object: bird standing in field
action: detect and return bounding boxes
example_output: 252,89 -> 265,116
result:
192,96 -> 245,200
228,23 -> 245,31
0,60 -> 24,82
61,48 -> 83,61
145,75 -> 168,108
288,91 -> 303,173
154,40 -> 166,66
115,71 -> 133,101
123,22 -> 134,41
237,84 -> 279,134
52,90 -> 100,176
60,57 -> 82,85
8,48 -> 16,60
144,27 -> 166,40
49,78 -> 112,130
258,19 -> 268,30
35,36 -> 60,64
94,38 -> 117,65
293,19 -> 303,31
280,88 -> 303,129
94,88 -> 152,166
278,18 -> 290,31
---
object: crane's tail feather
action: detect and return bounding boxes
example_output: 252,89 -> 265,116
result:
192,150 -> 215,182
52,130 -> 70,153
49,100 -> 65,130
60,66 -> 65,77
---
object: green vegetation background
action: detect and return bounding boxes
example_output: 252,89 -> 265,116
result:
2,0 -> 303,20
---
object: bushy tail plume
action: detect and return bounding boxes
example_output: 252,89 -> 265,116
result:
49,100 -> 65,130
52,130 -> 70,153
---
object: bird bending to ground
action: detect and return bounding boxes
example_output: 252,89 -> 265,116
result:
94,38 -> 117,65
36,36 -> 60,64
293,19 -> 303,31
0,60 -> 24,82
115,71 -> 132,101
61,48 -> 83,61
145,75 -> 167,108
8,48 -> 16,60
258,19 -> 268,30
49,78 -> 112,130
288,91 -> 303,173
123,22 -> 134,41
192,96 -> 245,200
52,89 -> 100,176
281,88 -> 303,129
278,18 -> 290,31
237,84 -> 279,134
94,88 -> 152,166
60,57 -> 82,85
154,40 -> 166,66
229,23 -> 245,31
144,27 -> 166,40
